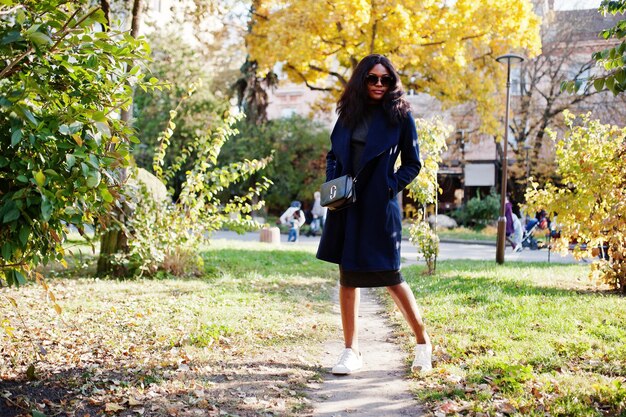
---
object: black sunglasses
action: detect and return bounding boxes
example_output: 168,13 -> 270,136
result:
365,74 -> 394,87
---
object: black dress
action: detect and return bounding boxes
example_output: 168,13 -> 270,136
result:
339,111 -> 405,288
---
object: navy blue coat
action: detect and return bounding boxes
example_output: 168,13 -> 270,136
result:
316,108 -> 421,271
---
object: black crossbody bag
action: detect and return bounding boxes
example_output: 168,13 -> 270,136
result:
320,147 -> 384,211
320,175 -> 356,211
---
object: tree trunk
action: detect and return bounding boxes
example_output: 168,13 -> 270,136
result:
96,0 -> 143,276
100,0 -> 110,28
96,222 -> 128,276
120,0 -> 142,123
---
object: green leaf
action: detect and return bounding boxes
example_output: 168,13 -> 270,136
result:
1,30 -> 22,45
1,243 -> 13,260
16,175 -> 28,183
101,188 -> 114,203
95,121 -> 111,137
19,226 -> 30,246
3,207 -> 20,223
16,105 -> 38,126
41,198 -> 53,221
615,69 -> 626,85
31,410 -> 47,417
86,172 -> 101,188
27,31 -> 53,46
34,170 -> 46,186
606,75 -> 616,93
11,128 -> 22,146
593,78 -> 605,92
92,111 -> 106,122
15,8 -> 24,25
66,154 -> 76,169
574,80 -> 582,92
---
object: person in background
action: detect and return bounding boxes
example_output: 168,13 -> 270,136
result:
280,201 -> 305,242
308,191 -> 327,236
505,195 -> 516,249
511,212 -> 523,252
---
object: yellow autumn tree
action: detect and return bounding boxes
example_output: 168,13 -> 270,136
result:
247,0 -> 541,134
525,112 -> 626,292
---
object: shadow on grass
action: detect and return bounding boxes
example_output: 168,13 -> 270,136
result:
0,358 -> 320,417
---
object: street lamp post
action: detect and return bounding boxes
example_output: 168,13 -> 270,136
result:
524,144 -> 532,187
495,53 -> 524,264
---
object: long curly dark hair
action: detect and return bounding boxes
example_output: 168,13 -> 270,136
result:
336,54 -> 411,130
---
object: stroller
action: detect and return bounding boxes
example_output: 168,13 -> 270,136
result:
521,215 -> 549,250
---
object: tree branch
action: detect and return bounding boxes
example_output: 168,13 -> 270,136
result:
284,64 -> 335,91
419,32 -> 487,48
308,64 -> 347,86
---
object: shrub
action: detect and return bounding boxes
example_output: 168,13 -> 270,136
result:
220,116 -> 329,213
0,1 -> 153,287
451,192 -> 500,230
526,112 -> 626,292
110,102 -> 272,277
409,220 -> 439,274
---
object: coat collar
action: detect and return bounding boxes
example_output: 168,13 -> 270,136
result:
331,107 -> 401,172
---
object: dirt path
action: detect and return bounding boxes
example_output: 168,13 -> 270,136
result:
308,287 -> 426,416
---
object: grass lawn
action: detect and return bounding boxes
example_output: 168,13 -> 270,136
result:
384,260 -> 626,416
436,226 -> 498,243
401,224 -> 498,242
0,241 -> 338,417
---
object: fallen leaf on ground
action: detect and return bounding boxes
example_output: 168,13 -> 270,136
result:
105,402 -> 125,412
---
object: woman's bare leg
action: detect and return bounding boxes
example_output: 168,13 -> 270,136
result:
386,282 -> 430,345
339,285 -> 360,352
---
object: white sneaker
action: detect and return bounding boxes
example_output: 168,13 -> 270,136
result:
411,344 -> 433,373
331,348 -> 362,375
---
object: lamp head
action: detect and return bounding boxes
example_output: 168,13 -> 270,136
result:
496,53 -> 525,65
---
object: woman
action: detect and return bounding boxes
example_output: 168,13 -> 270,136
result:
316,54 -> 432,375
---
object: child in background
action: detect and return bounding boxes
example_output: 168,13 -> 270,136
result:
280,201 -> 306,242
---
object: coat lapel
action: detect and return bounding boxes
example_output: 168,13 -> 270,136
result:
331,109 -> 400,174
360,109 -> 400,167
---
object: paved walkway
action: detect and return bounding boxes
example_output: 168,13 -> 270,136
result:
212,230 -> 581,265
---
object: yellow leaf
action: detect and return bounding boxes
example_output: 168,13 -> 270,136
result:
34,170 -> 45,186
1,320 -> 14,338
53,303 -> 62,315
72,134 -> 83,146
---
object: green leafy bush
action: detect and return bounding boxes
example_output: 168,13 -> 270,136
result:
220,116 -> 329,213
409,220 -> 440,274
0,1 -> 153,286
132,31 -> 230,198
451,192 -> 500,230
112,102 -> 271,277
